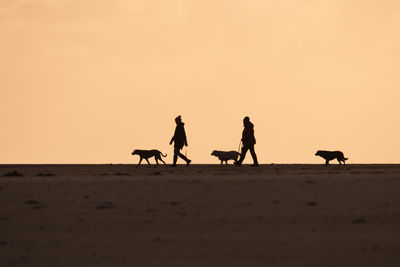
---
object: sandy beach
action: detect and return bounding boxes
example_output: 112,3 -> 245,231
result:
1,164 -> 400,266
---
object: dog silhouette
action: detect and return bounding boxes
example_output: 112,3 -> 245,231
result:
211,150 -> 240,165
131,149 -> 167,167
315,150 -> 348,166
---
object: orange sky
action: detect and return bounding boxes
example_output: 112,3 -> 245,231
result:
1,0 -> 399,164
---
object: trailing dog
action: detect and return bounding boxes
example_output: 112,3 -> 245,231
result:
315,150 -> 348,166
131,149 -> 167,167
211,150 -> 241,165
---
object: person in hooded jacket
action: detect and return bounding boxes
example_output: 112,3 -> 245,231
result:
169,115 -> 191,167
235,116 -> 259,167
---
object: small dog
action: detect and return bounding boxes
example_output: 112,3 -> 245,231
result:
315,150 -> 348,166
211,150 -> 240,165
131,149 -> 167,167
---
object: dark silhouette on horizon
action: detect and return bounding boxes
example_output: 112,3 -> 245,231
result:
211,150 -> 240,165
315,150 -> 348,166
131,149 -> 167,167
235,116 -> 259,167
169,115 -> 191,167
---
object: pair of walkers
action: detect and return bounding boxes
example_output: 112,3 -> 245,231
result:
169,115 -> 258,167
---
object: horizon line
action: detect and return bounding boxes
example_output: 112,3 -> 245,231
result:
1,163 -> 400,166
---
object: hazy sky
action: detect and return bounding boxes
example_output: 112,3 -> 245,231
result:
1,0 -> 399,164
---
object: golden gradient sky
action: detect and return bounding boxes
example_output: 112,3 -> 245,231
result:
1,0 -> 399,164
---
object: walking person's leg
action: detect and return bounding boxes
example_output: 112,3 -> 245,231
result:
171,147 -> 179,167
235,145 -> 249,166
178,150 -> 191,166
172,145 -> 191,166
249,145 -> 259,166
178,152 -> 188,161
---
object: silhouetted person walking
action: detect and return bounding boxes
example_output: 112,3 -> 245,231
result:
235,116 -> 259,167
169,115 -> 191,167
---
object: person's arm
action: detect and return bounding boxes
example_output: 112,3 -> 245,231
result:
170,129 -> 176,145
184,128 -> 188,146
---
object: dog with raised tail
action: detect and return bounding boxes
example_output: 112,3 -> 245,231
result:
131,149 -> 167,167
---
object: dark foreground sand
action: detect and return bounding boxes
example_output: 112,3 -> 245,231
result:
1,164 -> 400,267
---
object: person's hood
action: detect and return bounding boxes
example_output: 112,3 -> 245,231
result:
244,121 -> 253,128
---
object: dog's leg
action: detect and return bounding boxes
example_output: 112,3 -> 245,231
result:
220,160 -> 223,165
337,158 -> 342,165
155,158 -> 159,167
225,160 -> 228,165
137,157 -> 143,167
325,159 -> 329,166
145,158 -> 151,167
159,158 -> 167,166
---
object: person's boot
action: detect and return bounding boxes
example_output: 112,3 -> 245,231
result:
180,154 -> 191,167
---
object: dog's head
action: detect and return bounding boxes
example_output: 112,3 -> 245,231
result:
131,149 -> 139,155
315,150 -> 322,156
211,150 -> 219,157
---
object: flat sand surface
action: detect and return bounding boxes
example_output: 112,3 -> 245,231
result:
1,164 -> 400,266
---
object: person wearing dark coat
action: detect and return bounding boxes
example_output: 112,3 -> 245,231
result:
169,115 -> 191,167
235,116 -> 259,167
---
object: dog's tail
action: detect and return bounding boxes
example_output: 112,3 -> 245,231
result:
160,152 -> 167,157
344,157 -> 348,161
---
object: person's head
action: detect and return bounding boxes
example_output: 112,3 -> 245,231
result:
175,115 -> 182,124
243,116 -> 250,126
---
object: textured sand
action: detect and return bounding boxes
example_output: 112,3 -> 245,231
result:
1,164 -> 400,266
